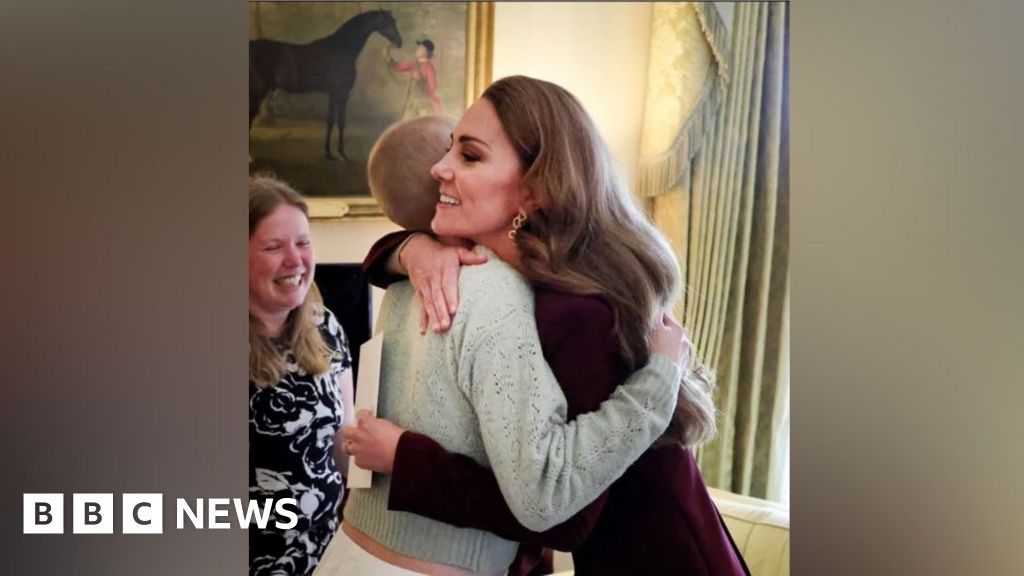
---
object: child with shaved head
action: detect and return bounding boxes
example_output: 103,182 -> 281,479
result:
366,114 -> 486,330
368,114 -> 456,233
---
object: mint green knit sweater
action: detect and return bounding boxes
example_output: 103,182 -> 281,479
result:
343,248 -> 681,574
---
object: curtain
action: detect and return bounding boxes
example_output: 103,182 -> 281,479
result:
638,2 -> 789,501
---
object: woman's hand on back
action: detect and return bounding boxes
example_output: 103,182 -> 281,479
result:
650,313 -> 692,372
399,234 -> 487,334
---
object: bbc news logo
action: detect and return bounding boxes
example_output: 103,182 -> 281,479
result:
23,494 -> 298,534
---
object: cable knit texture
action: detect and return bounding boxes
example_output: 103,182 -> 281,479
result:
342,246 -> 681,574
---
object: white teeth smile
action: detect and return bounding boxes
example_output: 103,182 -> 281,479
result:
439,194 -> 461,206
276,275 -> 303,287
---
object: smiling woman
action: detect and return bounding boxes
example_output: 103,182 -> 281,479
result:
248,198 -> 315,335
429,98 -> 531,262
248,175 -> 356,576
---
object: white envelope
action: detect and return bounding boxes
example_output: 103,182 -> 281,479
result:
347,333 -> 383,489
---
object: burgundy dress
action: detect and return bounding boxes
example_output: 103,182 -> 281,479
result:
363,232 -> 749,576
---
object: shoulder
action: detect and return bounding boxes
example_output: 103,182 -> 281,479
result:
316,304 -> 340,335
534,289 -> 620,362
316,305 -> 351,357
453,250 -> 535,342
458,248 -> 533,311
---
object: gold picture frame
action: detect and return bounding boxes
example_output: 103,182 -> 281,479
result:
248,2 -> 494,219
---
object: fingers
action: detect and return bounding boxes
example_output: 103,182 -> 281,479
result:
429,276 -> 450,332
679,334 -> 693,368
661,312 -> 682,331
417,284 -> 437,335
650,310 -> 692,369
343,418 -> 367,457
661,314 -> 685,345
416,275 -> 451,333
440,248 -> 483,319
413,284 -> 430,332
456,247 -> 488,266
441,264 -> 459,316
663,313 -> 693,369
405,242 -> 477,333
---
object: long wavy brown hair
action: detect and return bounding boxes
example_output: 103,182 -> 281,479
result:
249,175 -> 332,389
483,76 -> 716,447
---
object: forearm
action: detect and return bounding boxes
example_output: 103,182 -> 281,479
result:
361,230 -> 415,288
388,432 -> 605,550
472,320 -> 681,531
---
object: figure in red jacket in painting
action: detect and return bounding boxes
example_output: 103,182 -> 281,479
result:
386,38 -> 442,118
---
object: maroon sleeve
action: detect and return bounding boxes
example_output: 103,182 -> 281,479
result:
387,294 -> 631,551
389,432 -> 607,551
361,230 -> 415,288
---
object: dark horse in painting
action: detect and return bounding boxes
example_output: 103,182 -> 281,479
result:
249,10 -> 402,161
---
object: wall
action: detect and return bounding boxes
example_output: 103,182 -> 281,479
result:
311,217 -> 400,321
312,2 -> 655,322
491,2 -> 654,182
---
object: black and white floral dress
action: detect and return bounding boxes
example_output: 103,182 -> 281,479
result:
249,306 -> 350,576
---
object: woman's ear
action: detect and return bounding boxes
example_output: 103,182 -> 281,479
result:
519,185 -> 542,213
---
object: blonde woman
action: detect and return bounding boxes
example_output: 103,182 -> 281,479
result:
249,176 -> 355,576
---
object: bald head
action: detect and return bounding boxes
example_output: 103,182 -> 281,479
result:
367,115 -> 457,232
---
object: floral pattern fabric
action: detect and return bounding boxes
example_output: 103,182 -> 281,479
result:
249,307 -> 350,576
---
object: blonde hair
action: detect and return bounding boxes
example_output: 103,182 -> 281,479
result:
367,115 -> 457,231
248,175 -> 333,388
483,76 -> 716,446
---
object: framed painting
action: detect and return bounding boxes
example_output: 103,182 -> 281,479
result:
248,1 -> 493,218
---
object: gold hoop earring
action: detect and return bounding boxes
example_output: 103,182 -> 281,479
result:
508,209 -> 528,241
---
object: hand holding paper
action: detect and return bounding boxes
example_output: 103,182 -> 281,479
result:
346,334 -> 383,489
343,411 -> 406,475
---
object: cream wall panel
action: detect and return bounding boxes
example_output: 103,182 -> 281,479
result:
492,2 -> 653,184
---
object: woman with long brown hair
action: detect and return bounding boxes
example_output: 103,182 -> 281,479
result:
344,76 -> 747,575
309,83 -> 692,575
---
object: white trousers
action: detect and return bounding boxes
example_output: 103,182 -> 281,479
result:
312,524 -> 424,576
